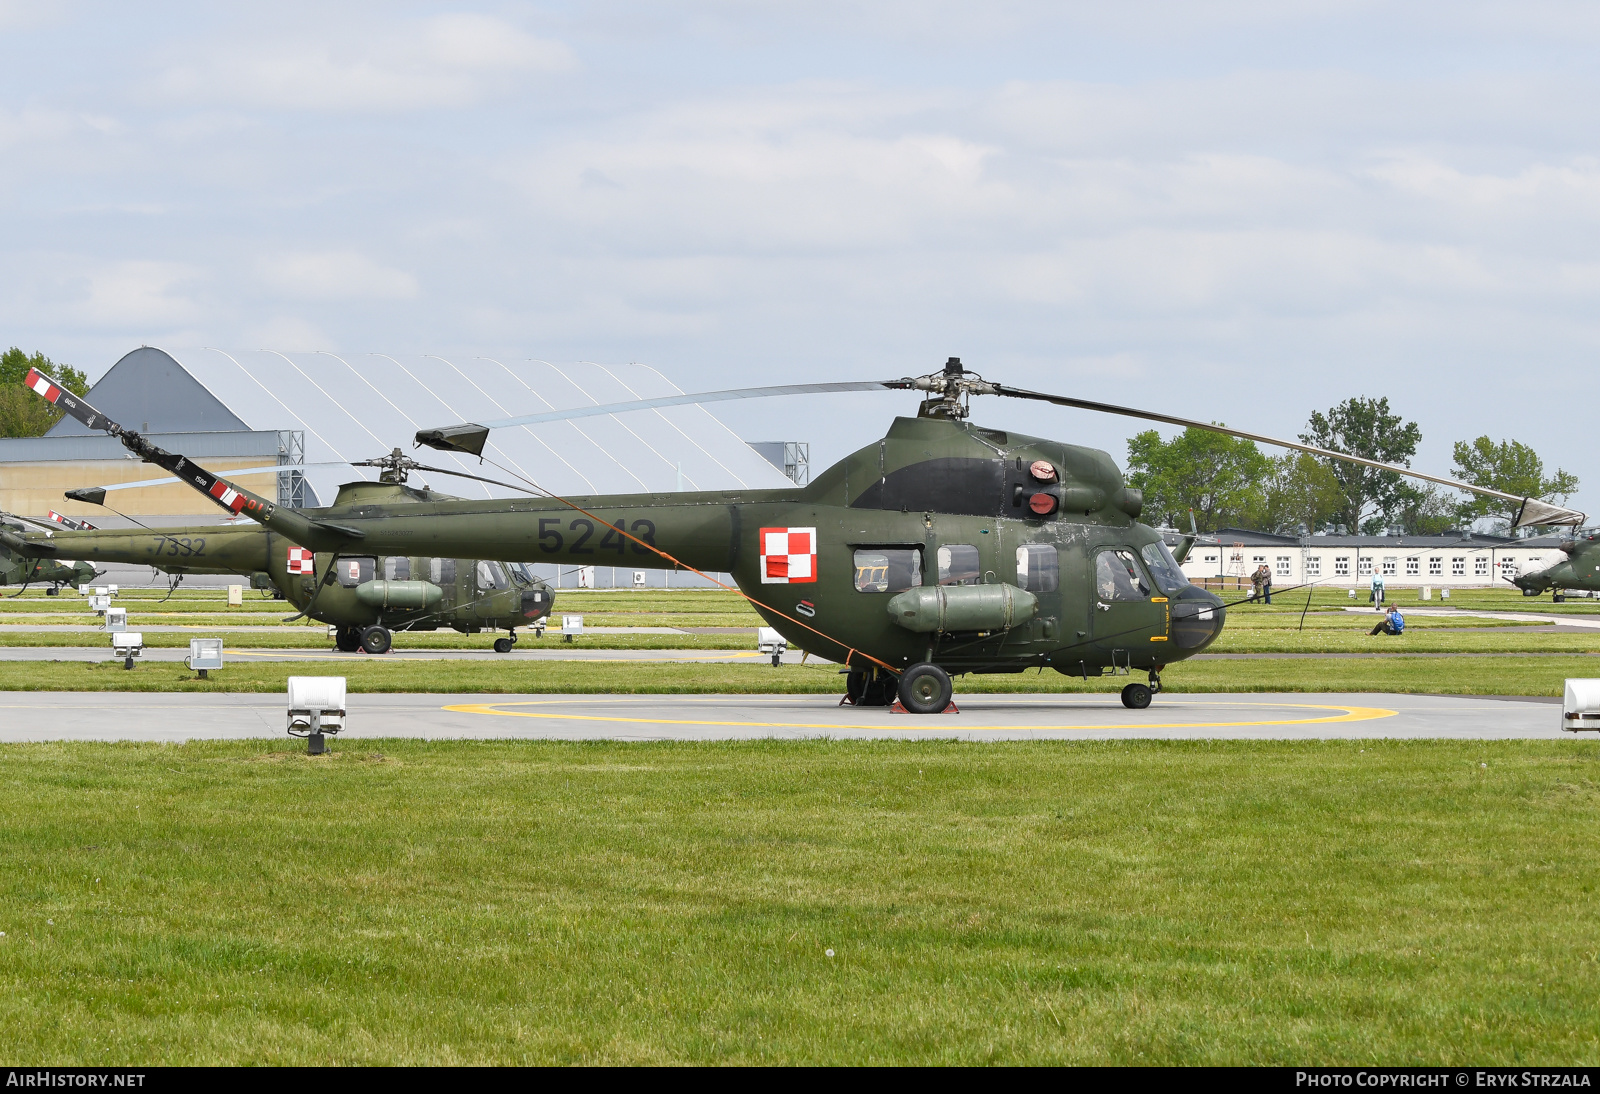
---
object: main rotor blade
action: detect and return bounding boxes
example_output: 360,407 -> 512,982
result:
427,380 -> 906,434
991,384 -> 1586,528
78,462 -> 353,494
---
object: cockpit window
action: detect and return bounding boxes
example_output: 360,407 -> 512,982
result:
937,545 -> 981,586
475,560 -> 509,591
505,562 -> 535,587
1095,549 -> 1152,601
853,549 -> 923,593
1139,541 -> 1190,595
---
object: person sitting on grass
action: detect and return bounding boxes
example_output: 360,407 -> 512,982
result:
1369,605 -> 1404,636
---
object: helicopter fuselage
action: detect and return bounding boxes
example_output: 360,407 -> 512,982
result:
229,414 -> 1227,675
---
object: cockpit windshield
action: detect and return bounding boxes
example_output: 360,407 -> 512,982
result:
505,562 -> 535,587
1140,541 -> 1191,595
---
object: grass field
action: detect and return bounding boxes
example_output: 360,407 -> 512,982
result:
1,738 -> 1595,1064
4,653 -> 1597,695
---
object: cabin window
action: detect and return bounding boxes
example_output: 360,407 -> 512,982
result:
937,545 -> 982,586
852,549 -> 922,593
1016,545 -> 1060,593
476,561 -> 509,591
337,557 -> 375,588
1139,542 -> 1189,595
384,557 -> 410,581
428,558 -> 458,585
1094,548 -> 1151,602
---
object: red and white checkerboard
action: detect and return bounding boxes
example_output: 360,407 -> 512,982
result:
760,527 -> 816,584
287,546 -> 315,575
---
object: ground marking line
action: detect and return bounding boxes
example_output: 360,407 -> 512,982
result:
441,700 -> 1398,731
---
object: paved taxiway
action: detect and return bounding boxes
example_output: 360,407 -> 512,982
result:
0,691 -> 1574,742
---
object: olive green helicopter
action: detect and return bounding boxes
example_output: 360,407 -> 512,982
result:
1511,531 -> 1600,602
20,358 -> 1584,711
0,514 -> 98,593
0,450 -> 556,654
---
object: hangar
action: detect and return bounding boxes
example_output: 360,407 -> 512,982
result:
0,346 -> 795,588
1,346 -> 792,518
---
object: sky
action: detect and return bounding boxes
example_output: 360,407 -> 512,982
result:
2,1 -> 1598,514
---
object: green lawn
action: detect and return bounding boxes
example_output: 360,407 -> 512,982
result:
4,654 -> 1596,695
0,738 -> 1595,1064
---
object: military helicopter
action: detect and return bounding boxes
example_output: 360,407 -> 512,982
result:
0,450 -> 555,654
1510,530 -> 1600,602
20,359 -> 1584,710
0,514 -> 98,593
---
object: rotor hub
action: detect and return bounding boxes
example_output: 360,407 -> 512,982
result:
904,357 -> 999,420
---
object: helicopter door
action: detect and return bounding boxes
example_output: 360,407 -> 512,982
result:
1090,548 -> 1168,657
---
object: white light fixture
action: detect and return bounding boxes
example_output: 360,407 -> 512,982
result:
110,631 -> 143,669
757,627 -> 788,667
104,606 -> 128,633
186,638 -> 223,678
287,676 -> 346,755
561,614 -> 584,643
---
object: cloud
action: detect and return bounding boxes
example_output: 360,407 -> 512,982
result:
75,261 -> 202,327
155,13 -> 576,111
258,252 -> 419,301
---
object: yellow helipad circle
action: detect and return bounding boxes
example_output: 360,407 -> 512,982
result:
442,697 -> 1398,731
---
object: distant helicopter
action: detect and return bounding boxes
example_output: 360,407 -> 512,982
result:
0,452 -> 555,654
1511,530 -> 1600,602
20,359 -> 1583,709
0,514 -> 98,593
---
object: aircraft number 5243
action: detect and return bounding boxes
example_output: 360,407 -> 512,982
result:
536,517 -> 656,555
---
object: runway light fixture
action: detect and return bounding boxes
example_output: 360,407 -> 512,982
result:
186,638 -> 224,679
88,594 -> 111,615
287,675 -> 346,755
1562,679 -> 1600,732
757,626 -> 788,667
110,631 -> 143,670
561,614 -> 584,643
103,606 -> 128,633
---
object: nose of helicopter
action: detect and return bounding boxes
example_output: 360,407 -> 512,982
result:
1170,586 -> 1226,650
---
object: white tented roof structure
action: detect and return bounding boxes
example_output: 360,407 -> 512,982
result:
49,348 -> 792,506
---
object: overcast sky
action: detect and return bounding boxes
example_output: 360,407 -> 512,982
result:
3,2 -> 1598,513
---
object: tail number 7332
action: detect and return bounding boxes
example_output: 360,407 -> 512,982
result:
536,517 -> 657,555
148,535 -> 206,557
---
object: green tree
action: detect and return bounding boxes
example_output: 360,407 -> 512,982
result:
1300,397 -> 1422,534
1259,452 -> 1345,534
1126,427 -> 1271,534
0,349 -> 90,438
1394,484 -> 1461,535
1450,435 -> 1579,533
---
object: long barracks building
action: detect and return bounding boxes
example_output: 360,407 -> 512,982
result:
1180,528 -> 1571,591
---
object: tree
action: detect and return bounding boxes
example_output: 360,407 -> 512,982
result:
1126,427 -> 1271,533
1259,451 -> 1345,534
0,349 -> 90,438
1451,435 -> 1579,533
1300,397 -> 1422,534
1393,484 -> 1461,535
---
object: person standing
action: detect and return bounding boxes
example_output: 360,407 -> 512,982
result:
1256,563 -> 1273,604
1370,571 -> 1385,607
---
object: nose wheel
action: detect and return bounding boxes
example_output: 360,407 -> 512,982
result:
1121,670 -> 1162,710
493,631 -> 518,653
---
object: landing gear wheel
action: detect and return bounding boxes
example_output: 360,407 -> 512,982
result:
1554,593 -> 1567,603
1120,682 -> 1152,709
845,669 -> 896,707
334,625 -> 361,653
493,637 -> 513,653
898,663 -> 953,714
360,626 -> 392,655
